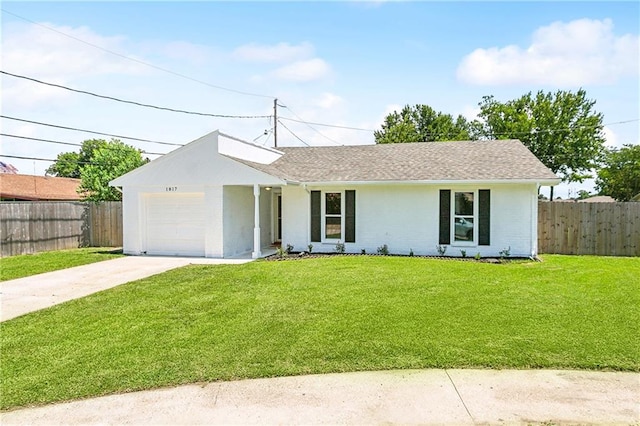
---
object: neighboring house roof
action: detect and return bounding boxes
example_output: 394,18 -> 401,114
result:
578,195 -> 616,203
0,174 -> 82,201
230,139 -> 560,184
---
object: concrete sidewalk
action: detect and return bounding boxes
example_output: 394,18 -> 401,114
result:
0,255 -> 252,321
1,369 -> 638,425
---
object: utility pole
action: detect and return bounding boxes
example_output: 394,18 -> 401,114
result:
273,98 -> 278,148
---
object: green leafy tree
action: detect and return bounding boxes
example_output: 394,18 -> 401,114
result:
375,104 -> 478,143
595,144 -> 640,201
478,89 -> 606,200
45,151 -> 81,178
576,190 -> 592,200
46,139 -> 109,178
79,140 -> 147,201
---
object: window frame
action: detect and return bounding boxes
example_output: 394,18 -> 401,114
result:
321,190 -> 345,242
451,190 -> 478,246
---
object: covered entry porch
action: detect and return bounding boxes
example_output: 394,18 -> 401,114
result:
224,183 -> 283,259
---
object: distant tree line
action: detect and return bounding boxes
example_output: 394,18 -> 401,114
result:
375,89 -> 638,201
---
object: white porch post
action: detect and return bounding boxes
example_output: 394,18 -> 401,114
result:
252,184 -> 261,258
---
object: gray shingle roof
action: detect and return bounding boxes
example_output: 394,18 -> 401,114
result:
229,139 -> 559,183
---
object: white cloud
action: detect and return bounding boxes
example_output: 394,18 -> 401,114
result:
272,58 -> 331,82
603,126 -> 620,148
2,22 -> 147,79
161,41 -> 211,64
378,104 -> 402,124
459,105 -> 480,121
356,103 -> 401,133
457,18 -> 640,86
314,92 -> 344,109
1,79 -> 74,108
1,22 -> 151,107
233,42 -> 314,63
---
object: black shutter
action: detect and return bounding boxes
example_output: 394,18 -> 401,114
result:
478,189 -> 490,246
345,190 -> 356,243
439,190 -> 451,245
310,191 -> 321,242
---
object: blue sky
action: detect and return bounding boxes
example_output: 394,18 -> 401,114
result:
2,1 -> 638,198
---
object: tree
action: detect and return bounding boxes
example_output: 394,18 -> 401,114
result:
576,190 -> 592,200
79,140 -> 147,201
46,139 -> 108,178
45,151 -> 81,178
374,104 -> 478,144
478,89 -> 606,200
595,144 -> 640,201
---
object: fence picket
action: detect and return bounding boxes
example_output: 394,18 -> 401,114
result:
537,201 -> 640,257
1,201 -> 122,257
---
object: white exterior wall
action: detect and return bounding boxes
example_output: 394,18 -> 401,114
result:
488,183 -> 539,258
222,186 -> 254,258
281,185 -> 309,252
204,186 -> 224,257
281,183 -> 539,257
121,188 -> 143,255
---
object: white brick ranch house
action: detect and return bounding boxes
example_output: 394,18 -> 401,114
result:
110,131 -> 560,259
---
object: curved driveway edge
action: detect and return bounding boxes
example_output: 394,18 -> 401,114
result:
0,255 -> 252,322
1,369 -> 638,425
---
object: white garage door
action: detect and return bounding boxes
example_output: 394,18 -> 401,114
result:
145,193 -> 206,256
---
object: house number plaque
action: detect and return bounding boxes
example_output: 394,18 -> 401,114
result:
166,186 -> 178,192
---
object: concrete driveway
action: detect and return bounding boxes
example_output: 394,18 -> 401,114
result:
1,369 -> 638,424
0,255 -> 252,321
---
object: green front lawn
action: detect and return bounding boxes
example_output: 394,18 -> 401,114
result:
1,255 -> 638,409
0,248 -> 123,281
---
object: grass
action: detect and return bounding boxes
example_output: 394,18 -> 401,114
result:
1,255 -> 639,409
0,247 -> 123,281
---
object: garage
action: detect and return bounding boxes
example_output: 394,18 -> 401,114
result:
144,193 -> 206,256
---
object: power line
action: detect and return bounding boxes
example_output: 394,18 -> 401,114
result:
277,119 -> 310,147
1,8 -> 275,100
0,115 -> 182,147
1,133 -> 167,156
263,130 -> 273,147
1,154 -> 56,162
280,106 -> 343,146
0,153 -> 153,168
1,70 -> 271,119
278,115 -> 639,138
279,116 -> 375,132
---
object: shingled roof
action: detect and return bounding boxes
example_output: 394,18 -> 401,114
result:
0,174 -> 83,201
229,139 -> 559,183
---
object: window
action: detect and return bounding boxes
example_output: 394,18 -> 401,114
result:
325,192 -> 342,239
454,192 -> 474,242
439,189 -> 490,246
311,190 -> 356,243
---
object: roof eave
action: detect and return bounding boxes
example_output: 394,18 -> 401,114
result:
299,178 -> 562,186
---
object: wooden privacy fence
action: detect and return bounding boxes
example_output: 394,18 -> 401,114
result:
0,201 -> 122,257
538,201 -> 640,256
2,200 -> 639,257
